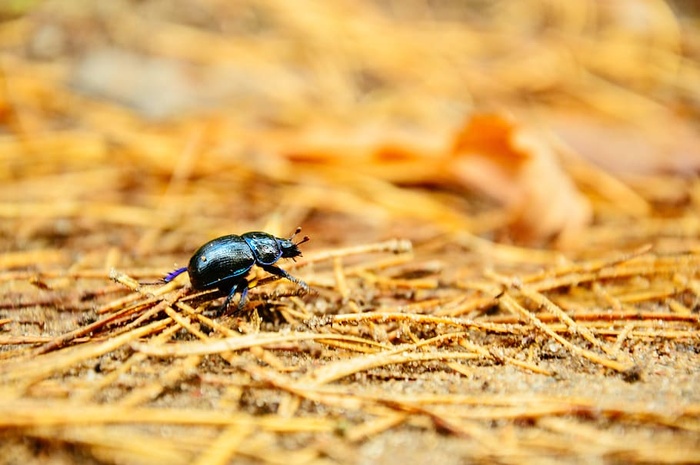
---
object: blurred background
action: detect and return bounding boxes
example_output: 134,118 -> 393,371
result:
1,0 -> 699,263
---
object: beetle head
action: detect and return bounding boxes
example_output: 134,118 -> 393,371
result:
279,227 -> 309,260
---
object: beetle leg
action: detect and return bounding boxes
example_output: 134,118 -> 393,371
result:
220,279 -> 249,315
162,267 -> 187,283
260,265 -> 309,291
236,282 -> 249,313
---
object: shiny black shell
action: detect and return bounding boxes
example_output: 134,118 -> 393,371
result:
187,235 -> 257,291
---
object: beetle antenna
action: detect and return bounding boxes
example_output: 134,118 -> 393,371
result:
289,227 -> 303,241
289,227 -> 309,245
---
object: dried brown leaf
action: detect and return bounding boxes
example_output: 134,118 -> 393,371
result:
449,113 -> 593,243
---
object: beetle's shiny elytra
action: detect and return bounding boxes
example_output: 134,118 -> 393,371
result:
164,229 -> 309,314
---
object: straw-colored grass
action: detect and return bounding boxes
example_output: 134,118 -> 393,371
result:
0,1 -> 699,464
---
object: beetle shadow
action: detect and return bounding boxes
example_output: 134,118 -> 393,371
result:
179,288 -> 232,316
177,277 -> 314,321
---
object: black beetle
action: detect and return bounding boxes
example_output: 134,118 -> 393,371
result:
164,228 -> 309,313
